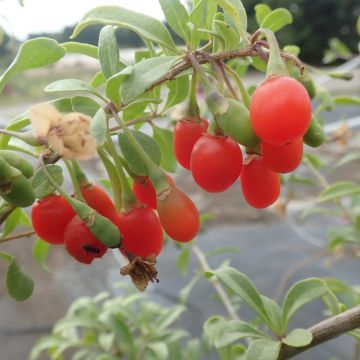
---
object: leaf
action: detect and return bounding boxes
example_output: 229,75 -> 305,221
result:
334,152 -> 360,168
54,316 -> 105,333
118,130 -> 161,176
121,56 -> 179,104
179,274 -> 201,304
213,20 -> 240,51
206,246 -> 239,257
357,15 -> 360,35
261,8 -> 293,33
190,0 -> 217,30
214,0 -> 247,39
152,125 -> 176,172
32,238 -> 50,271
255,4 -> 271,26
72,96 -> 100,116
30,336 -> 68,360
327,227 -> 359,250
333,96 -> 360,106
303,153 -> 325,169
213,266 -> 269,322
215,320 -> 268,348
317,181 -> 360,202
90,71 -> 107,88
45,79 -> 105,101
2,207 -> 31,237
147,342 -> 169,359
31,165 -> 64,199
51,97 -> 73,113
282,278 -> 328,326
90,108 -> 107,146
164,75 -> 189,111
98,26 -> 120,78
261,296 -> 283,334
159,0 -> 191,43
204,316 -> 227,343
245,339 -> 281,360
155,305 -> 186,331
0,38 -> 65,92
282,328 -> 313,347
105,66 -> 132,106
0,251 -> 34,301
71,6 -> 177,54
177,247 -> 190,277
62,42 -> 99,59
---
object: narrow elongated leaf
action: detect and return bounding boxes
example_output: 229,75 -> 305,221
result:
245,339 -> 281,360
118,130 -> 161,176
177,247 -> 190,277
282,328 -> 313,347
215,320 -> 268,348
0,251 -> 34,301
0,38 -> 65,92
72,96 -> 100,116
213,266 -> 269,322
159,0 -> 191,43
334,152 -> 360,168
317,181 -> 360,202
71,6 -> 177,54
333,96 -> 360,106
98,26 -> 120,78
261,8 -> 293,33
255,4 -> 272,26
121,56 -> 179,104
213,20 -> 240,50
32,238 -> 50,271
282,278 -> 328,326
90,108 -> 107,146
152,125 -> 176,172
2,208 -> 31,238
164,75 -> 189,111
155,305 -> 186,331
190,0 -> 217,30
62,42 -> 99,59
30,336 -> 69,360
31,165 -> 64,199
45,79 -> 105,101
261,295 -> 283,333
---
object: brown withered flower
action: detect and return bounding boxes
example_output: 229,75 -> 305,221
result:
29,103 -> 97,160
120,253 -> 159,291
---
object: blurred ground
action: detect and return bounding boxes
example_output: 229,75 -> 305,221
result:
0,63 -> 359,360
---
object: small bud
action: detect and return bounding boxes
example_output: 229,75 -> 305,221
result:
29,103 -> 97,160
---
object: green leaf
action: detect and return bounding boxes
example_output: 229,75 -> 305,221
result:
123,98 -> 162,122
283,45 -> 301,56
303,153 -> 325,169
327,227 -> 360,250
261,296 -> 283,333
118,130 -> 161,176
179,274 -> 201,304
282,328 -> 313,347
333,96 -> 360,106
334,152 -> 360,168
0,251 -> 34,301
2,207 -> 31,237
90,71 -> 107,88
32,238 -> 50,271
54,316 -> 105,333
105,66 -> 132,106
206,246 -> 239,257
0,38 -> 65,92
177,247 -> 190,277
213,20 -> 240,50
31,165 -> 64,199
147,342 -> 169,359
213,0 -> 247,40
72,96 -> 100,116
317,181 -> 360,202
245,339 -> 281,360
204,315 -> 227,343
62,42 -> 99,59
90,108 -> 107,146
71,6 -> 177,54
215,320 -> 268,348
255,4 -> 271,26
51,97 -> 73,113
45,79 -> 105,101
98,26 -> 120,78
164,75 -> 190,111
30,336 -> 68,360
159,0 -> 191,43
155,305 -> 186,331
121,56 -> 179,104
152,125 -> 176,172
282,278 -> 328,326
213,266 -> 269,322
190,0 -> 217,30
261,8 -> 293,33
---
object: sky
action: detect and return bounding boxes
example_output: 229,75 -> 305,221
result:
0,0 -> 166,40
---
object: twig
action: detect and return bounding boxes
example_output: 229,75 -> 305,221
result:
0,230 -> 35,243
279,305 -> 360,359
192,244 -> 239,320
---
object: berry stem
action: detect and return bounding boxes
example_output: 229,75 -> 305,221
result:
97,147 -> 123,212
63,160 -> 85,201
251,28 -> 288,78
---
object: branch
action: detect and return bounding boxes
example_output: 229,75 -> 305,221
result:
0,230 -> 35,243
279,305 -> 360,359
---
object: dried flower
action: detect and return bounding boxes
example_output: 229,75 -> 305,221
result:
29,103 -> 97,160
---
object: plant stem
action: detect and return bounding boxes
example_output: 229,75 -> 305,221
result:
192,244 -> 239,321
218,62 -> 239,100
97,147 -> 123,212
279,305 -> 360,359
223,63 -> 251,108
0,230 -> 35,243
63,159 -> 84,201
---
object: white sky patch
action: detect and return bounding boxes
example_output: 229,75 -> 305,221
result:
0,0 -> 165,40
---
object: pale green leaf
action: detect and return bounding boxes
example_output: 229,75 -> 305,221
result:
255,4 -> 271,26
152,125 -> 176,172
317,181 -> 360,202
261,295 -> 283,333
90,108 -> 107,146
177,247 -> 190,277
147,342 -> 169,360
261,8 -> 293,33
282,328 -> 313,347
121,56 -> 179,104
71,6 -> 178,54
105,66 -> 132,106
0,38 -> 65,92
333,96 -> 360,106
245,339 -> 281,360
62,42 -> 99,59
282,278 -> 328,326
334,152 -> 360,168
213,20 -> 240,50
32,238 -> 50,271
2,208 -> 31,237
98,25 -> 120,78
31,165 -> 64,199
164,75 -> 189,111
72,96 -> 100,116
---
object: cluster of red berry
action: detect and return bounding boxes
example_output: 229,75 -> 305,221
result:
174,75 -> 312,209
